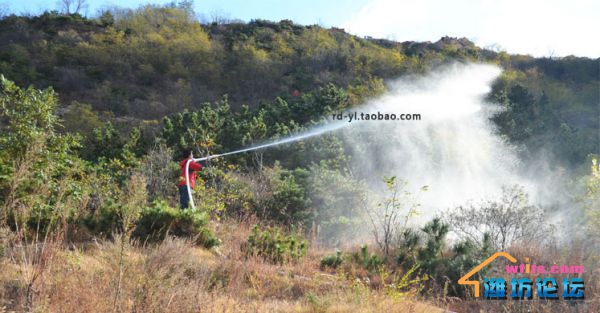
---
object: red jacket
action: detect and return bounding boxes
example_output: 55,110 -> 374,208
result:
178,158 -> 202,189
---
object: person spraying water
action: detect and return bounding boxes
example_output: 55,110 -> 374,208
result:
182,120 -> 349,209
178,148 -> 205,209
181,63 -> 521,212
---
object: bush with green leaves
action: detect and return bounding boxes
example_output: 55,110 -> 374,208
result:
250,164 -> 312,225
445,234 -> 494,297
366,176 -> 422,257
417,217 -> 450,275
395,217 -> 494,297
80,198 -> 123,237
193,166 -> 255,220
132,200 -> 219,248
352,245 -> 384,273
308,162 -> 365,246
320,250 -> 344,269
244,225 -> 307,264
0,76 -> 85,235
395,228 -> 422,268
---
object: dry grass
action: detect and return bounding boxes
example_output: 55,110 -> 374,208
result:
3,220 -> 596,313
0,221 -> 444,313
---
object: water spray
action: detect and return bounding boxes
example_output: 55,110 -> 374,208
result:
184,63 -> 539,215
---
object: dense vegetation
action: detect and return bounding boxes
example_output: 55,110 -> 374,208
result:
0,4 -> 597,167
0,2 -> 598,312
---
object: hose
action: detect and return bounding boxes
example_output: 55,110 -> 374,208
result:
184,153 -> 223,209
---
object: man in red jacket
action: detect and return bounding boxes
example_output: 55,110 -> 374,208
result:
178,148 -> 203,209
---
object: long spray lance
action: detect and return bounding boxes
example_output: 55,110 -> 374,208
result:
183,120 -> 348,209
185,151 -> 235,210
184,150 -> 267,209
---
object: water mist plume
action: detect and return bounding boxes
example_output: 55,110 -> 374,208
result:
192,63 -> 545,216
341,63 -> 539,214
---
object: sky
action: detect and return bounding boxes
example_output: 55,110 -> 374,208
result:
3,0 -> 599,57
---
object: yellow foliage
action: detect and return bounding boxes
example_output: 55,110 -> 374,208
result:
584,158 -> 600,238
501,69 -> 526,82
298,28 -> 337,56
233,41 -> 270,63
271,33 -> 294,59
144,32 -> 166,46
90,27 -> 126,46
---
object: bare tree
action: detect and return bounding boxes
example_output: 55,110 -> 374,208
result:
446,185 -> 552,251
58,0 -> 87,14
365,176 -> 423,257
209,9 -> 231,25
140,144 -> 177,202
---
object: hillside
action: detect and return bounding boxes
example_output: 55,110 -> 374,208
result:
0,6 -> 598,168
0,3 -> 599,313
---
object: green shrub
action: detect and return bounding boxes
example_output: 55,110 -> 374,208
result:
395,228 -> 421,267
80,173 -> 147,238
81,198 -> 123,237
320,250 -> 343,269
261,166 -> 312,224
132,200 -> 219,248
394,217 -> 494,297
244,225 -> 308,264
352,245 -> 384,273
0,76 -> 84,233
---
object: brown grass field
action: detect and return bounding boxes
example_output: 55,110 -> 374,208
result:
1,220 -> 597,313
